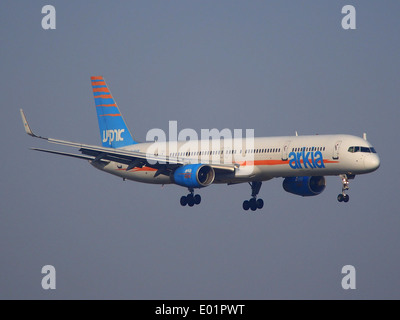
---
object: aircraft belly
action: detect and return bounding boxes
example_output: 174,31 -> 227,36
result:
123,170 -> 171,184
91,157 -> 357,187
255,162 -> 349,178
91,161 -> 171,184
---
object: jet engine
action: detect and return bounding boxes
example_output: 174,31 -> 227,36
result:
172,164 -> 215,188
282,176 -> 326,197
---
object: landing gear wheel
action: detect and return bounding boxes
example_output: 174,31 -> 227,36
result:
194,194 -> 201,205
338,194 -> 350,203
249,198 -> 257,211
187,194 -> 195,207
180,196 -> 187,206
180,188 -> 202,208
242,182 -> 263,211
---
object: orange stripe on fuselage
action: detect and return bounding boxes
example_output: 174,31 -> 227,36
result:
236,159 -> 339,166
91,76 -> 104,80
323,160 -> 340,164
115,159 -> 339,174
235,159 -> 289,166
117,167 -> 157,172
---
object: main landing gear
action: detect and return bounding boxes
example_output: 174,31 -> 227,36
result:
180,188 -> 201,207
243,181 -> 264,211
337,174 -> 350,203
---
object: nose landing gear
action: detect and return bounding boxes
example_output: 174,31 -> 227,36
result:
337,174 -> 351,203
243,181 -> 264,211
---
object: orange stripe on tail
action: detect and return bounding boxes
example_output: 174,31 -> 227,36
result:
94,94 -> 113,99
92,87 -> 110,93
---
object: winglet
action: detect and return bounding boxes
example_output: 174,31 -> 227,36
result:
20,109 -> 47,140
20,109 -> 37,136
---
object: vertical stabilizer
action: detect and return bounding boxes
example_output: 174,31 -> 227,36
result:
91,76 -> 137,148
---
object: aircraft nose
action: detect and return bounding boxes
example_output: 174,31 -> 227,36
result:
364,154 -> 380,172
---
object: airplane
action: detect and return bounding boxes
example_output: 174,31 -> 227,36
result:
20,76 -> 380,211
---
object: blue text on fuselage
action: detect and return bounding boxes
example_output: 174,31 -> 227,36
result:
288,151 -> 325,169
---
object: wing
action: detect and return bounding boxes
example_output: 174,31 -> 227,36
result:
20,109 -> 236,176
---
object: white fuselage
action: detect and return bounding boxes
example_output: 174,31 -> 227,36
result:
91,134 -> 380,185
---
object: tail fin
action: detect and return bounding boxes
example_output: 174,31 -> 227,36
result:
91,76 -> 137,148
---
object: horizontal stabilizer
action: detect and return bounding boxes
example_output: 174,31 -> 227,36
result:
31,148 -> 95,161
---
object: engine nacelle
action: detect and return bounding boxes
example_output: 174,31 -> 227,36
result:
172,164 -> 215,188
282,176 -> 326,197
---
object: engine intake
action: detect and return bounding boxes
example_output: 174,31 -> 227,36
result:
172,164 -> 215,188
282,176 -> 326,197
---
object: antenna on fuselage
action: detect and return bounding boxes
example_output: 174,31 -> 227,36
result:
363,132 -> 367,141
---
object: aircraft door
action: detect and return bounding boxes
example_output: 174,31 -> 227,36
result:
333,140 -> 342,159
223,142 -> 232,164
281,141 -> 291,161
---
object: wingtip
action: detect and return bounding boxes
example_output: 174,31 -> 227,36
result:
20,109 -> 36,137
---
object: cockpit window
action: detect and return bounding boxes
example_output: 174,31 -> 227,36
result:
348,146 -> 377,153
347,146 -> 360,153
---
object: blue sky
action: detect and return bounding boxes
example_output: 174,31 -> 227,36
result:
1,1 -> 399,299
